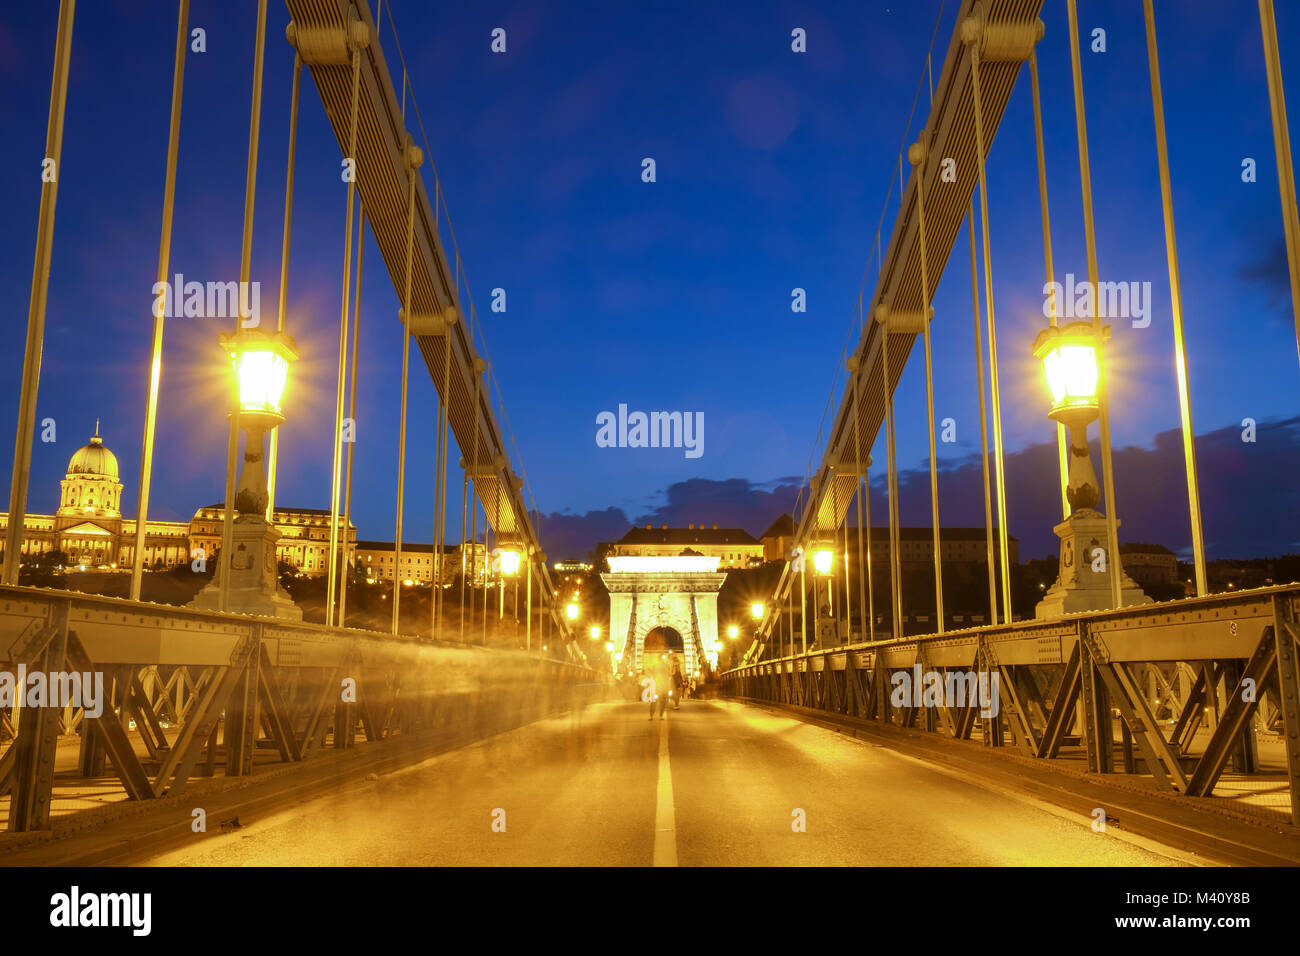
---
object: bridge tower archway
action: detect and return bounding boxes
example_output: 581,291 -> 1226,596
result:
601,555 -> 727,679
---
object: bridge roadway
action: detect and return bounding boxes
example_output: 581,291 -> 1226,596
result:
144,698 -> 1182,867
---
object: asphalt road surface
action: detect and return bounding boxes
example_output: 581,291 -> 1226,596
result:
147,699 -> 1185,866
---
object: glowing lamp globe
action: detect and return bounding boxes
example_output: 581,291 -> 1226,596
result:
1031,322 -> 1109,422
497,548 -> 521,577
751,602 -> 764,620
565,602 -> 579,621
812,548 -> 834,576
222,329 -> 298,425
727,624 -> 739,639
590,625 -> 601,641
603,641 -> 615,653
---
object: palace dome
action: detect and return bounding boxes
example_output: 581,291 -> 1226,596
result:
67,431 -> 119,479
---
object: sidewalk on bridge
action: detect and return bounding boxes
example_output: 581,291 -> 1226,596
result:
738,698 -> 1300,867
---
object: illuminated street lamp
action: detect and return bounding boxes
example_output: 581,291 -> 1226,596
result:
191,329 -> 302,619
751,602 -> 764,620
565,601 -> 579,621
497,548 -> 522,577
590,624 -> 601,641
812,548 -> 834,576
603,641 -> 615,653
1033,322 -> 1106,511
727,624 -> 739,639
1032,322 -> 1149,618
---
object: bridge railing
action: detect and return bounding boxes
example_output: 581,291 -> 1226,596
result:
723,583 -> 1300,827
0,584 -> 607,833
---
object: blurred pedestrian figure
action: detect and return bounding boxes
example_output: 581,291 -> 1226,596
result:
646,654 -> 672,720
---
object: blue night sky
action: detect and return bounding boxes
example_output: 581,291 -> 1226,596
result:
1,1 -> 1298,563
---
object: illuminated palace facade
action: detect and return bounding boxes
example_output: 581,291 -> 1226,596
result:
0,427 -> 357,574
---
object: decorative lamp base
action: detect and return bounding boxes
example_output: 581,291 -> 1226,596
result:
189,517 -> 302,620
1034,508 -> 1151,619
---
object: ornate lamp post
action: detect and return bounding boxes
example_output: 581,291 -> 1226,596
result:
191,329 -> 302,619
811,543 -> 837,644
1032,322 -> 1149,618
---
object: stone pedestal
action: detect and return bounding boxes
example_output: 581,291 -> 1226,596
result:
190,517 -> 302,620
1035,508 -> 1150,619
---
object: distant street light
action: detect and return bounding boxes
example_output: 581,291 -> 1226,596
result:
603,641 -> 615,653
727,624 -> 739,639
590,624 -> 601,640
565,601 -> 579,620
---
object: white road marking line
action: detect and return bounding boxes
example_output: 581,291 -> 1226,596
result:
653,715 -> 678,867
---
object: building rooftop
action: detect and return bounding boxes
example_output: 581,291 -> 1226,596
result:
761,514 -> 795,539
354,540 -> 476,554
617,525 -> 760,546
1120,542 -> 1176,555
843,526 -> 1018,542
199,503 -> 355,523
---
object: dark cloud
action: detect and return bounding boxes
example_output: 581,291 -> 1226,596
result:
535,507 -> 631,562
634,477 -> 801,535
536,418 -> 1300,564
885,416 -> 1300,561
534,478 -> 802,560
1238,235 -> 1292,310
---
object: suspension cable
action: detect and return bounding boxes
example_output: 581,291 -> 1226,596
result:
964,22 -> 1013,623
130,0 -> 189,602
909,134 -> 945,633
1028,48 -> 1072,522
1066,0 -> 1125,608
338,212 -> 365,627
968,200 -> 997,623
327,28 -> 366,626
1143,0 -> 1207,596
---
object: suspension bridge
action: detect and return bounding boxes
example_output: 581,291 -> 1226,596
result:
1,0 -> 1298,871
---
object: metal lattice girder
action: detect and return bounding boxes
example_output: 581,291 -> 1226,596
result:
1185,626 -> 1279,798
7,601 -> 70,831
63,632 -> 155,802
725,583 -> 1300,809
1036,640 -> 1081,758
1082,627 -> 1188,792
1271,596 -> 1300,825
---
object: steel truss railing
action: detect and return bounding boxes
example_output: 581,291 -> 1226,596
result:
724,584 -> 1300,826
0,586 -> 604,833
